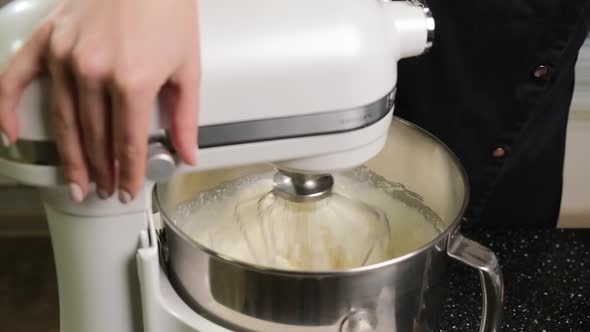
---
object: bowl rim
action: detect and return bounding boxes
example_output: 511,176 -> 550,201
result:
154,116 -> 470,277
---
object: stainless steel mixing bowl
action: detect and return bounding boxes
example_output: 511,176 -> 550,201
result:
154,117 -> 504,332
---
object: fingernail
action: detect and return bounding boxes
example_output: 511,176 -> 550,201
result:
97,188 -> 110,200
0,132 -> 10,147
68,182 -> 84,203
191,150 -> 198,166
118,189 -> 132,204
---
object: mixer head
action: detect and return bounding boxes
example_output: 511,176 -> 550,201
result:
0,0 -> 434,187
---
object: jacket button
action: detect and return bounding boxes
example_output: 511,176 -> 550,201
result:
492,147 -> 506,158
533,65 -> 549,79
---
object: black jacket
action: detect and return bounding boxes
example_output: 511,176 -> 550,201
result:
395,0 -> 590,227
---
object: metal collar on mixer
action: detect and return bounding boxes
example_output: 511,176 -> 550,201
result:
271,170 -> 334,202
423,6 -> 435,51
403,0 -> 435,52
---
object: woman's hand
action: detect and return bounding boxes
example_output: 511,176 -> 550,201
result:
0,0 -> 201,203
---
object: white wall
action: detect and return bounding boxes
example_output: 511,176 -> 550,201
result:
558,37 -> 590,228
559,120 -> 590,228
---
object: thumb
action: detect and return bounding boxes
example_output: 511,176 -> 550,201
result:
0,22 -> 53,145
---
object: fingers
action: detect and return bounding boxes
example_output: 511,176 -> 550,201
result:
48,58 -> 90,203
76,80 -> 113,199
0,22 -> 53,145
164,67 -> 199,165
73,49 -> 114,199
111,75 -> 156,203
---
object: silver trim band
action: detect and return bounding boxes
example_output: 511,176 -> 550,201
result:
199,90 -> 394,148
0,89 -> 395,166
423,7 -> 435,52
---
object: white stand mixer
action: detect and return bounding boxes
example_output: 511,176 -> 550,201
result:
0,0 -> 435,331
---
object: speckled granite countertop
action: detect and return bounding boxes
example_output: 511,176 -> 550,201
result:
439,227 -> 590,332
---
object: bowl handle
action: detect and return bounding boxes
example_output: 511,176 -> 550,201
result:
447,230 -> 505,332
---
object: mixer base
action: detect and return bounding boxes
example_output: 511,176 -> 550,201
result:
137,218 -> 230,332
137,213 -> 230,332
